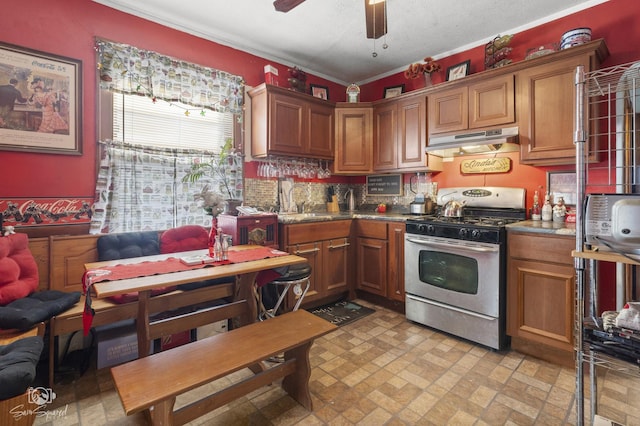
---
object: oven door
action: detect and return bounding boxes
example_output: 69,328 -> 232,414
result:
404,234 -> 500,317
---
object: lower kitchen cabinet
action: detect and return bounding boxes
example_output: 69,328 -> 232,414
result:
279,220 -> 352,308
506,231 -> 575,367
355,220 -> 405,303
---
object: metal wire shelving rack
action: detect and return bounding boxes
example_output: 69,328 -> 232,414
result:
574,61 -> 640,425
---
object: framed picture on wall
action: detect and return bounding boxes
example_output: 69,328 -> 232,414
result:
446,60 -> 471,81
310,84 -> 329,100
0,42 -> 82,155
383,84 -> 405,98
547,171 -> 577,206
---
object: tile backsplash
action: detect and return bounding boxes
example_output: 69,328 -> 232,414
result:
243,178 -> 425,213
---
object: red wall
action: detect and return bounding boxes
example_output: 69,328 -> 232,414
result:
1,0 -> 631,310
0,0 -> 637,204
0,0 -> 346,198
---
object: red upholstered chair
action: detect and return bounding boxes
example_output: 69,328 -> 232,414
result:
0,233 -> 38,305
160,225 -> 209,254
160,225 -> 232,291
0,234 -> 80,330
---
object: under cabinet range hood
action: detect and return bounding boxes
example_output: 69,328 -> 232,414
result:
426,126 -> 519,157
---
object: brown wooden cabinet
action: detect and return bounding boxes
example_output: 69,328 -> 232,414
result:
507,231 -> 576,367
428,74 -> 514,135
354,220 -> 405,301
334,104 -> 373,174
373,94 -> 442,172
516,40 -> 608,165
279,220 -> 352,307
387,222 -> 405,302
248,84 -> 334,159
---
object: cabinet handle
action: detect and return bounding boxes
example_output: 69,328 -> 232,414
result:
294,247 -> 320,255
328,242 -> 350,249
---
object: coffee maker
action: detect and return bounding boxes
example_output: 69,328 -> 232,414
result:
409,173 -> 436,214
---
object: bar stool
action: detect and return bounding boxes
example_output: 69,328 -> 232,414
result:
259,263 -> 311,321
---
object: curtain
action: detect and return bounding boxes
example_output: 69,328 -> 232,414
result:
95,38 -> 244,114
90,141 -> 242,234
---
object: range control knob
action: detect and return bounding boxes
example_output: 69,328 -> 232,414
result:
471,229 -> 481,240
459,228 -> 469,239
426,224 -> 435,235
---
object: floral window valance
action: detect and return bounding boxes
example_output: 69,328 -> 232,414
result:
95,38 -> 244,114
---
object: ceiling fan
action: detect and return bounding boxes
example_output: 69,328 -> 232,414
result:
273,0 -> 387,39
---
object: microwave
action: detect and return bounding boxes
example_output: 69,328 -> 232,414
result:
584,194 -> 640,254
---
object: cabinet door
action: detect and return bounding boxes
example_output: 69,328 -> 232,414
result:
387,223 -> 405,302
373,102 -> 397,171
468,74 -> 515,129
356,237 -> 387,296
308,102 -> 334,158
397,95 -> 428,170
507,258 -> 575,353
334,107 -> 373,174
323,238 -> 350,295
517,55 -> 591,165
269,92 -> 306,155
428,87 -> 468,134
286,241 -> 323,304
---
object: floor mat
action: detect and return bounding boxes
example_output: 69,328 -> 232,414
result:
308,300 -> 375,326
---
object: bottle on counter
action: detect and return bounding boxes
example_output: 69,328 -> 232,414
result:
213,231 -> 223,262
541,192 -> 553,222
531,190 -> 541,221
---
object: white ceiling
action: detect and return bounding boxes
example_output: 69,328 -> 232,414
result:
92,0 -> 606,85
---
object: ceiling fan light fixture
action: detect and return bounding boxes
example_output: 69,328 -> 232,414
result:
365,0 -> 387,39
273,0 -> 306,13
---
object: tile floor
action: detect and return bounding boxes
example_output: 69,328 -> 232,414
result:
33,301 -> 640,425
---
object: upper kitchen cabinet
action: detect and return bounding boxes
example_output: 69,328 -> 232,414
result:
428,74 -> 515,135
517,39 -> 608,165
334,103 -> 373,174
248,84 -> 334,159
374,94 -> 442,172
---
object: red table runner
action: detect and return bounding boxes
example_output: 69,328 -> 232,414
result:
84,246 -> 289,289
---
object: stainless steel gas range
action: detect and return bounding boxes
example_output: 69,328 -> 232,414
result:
404,187 -> 526,350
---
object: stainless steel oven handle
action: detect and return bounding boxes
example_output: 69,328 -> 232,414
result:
406,294 -> 496,321
405,237 -> 499,253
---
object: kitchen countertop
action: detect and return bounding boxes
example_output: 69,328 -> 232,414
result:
276,211 -> 412,224
506,220 -> 576,236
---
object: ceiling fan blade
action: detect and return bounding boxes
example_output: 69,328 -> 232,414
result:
273,0 -> 306,13
365,0 -> 387,39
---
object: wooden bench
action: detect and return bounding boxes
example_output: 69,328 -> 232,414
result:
111,306 -> 336,426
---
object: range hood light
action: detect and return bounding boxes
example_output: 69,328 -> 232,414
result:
427,126 -> 519,157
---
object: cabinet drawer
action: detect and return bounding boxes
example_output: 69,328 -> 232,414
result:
508,232 -> 574,265
354,220 -> 387,239
283,220 -> 352,244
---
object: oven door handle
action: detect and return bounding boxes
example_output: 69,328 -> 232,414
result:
405,237 -> 499,253
406,294 -> 496,321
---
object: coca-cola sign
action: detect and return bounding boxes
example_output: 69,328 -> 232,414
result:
0,198 -> 93,226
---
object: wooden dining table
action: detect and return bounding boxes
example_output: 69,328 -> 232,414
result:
84,245 -> 307,359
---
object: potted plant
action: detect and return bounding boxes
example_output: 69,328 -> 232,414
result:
182,138 -> 242,216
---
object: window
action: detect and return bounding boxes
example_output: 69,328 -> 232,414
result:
112,93 -> 234,151
90,38 -> 244,234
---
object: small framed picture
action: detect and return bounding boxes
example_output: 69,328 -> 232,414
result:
383,84 -> 405,99
446,60 -> 471,81
310,84 -> 329,100
547,171 -> 577,206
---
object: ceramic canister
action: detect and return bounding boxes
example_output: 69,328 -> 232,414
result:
560,27 -> 592,50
